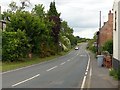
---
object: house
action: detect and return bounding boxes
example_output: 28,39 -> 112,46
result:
113,0 -> 120,70
99,10 -> 113,47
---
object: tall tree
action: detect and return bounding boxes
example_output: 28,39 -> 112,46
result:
47,1 -> 61,44
31,4 -> 45,19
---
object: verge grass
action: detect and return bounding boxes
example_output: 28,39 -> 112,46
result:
2,49 -> 73,72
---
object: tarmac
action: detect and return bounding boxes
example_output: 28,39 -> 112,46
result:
85,51 -> 119,89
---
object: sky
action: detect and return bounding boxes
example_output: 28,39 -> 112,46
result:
0,0 -> 114,39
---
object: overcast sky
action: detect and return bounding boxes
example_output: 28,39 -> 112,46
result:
0,0 -> 114,38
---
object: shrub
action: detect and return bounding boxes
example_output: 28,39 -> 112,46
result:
2,30 -> 30,62
109,67 -> 120,80
102,40 -> 113,54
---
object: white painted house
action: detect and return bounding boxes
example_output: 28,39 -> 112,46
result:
113,0 -> 120,70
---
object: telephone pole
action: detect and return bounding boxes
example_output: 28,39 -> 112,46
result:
97,11 -> 102,54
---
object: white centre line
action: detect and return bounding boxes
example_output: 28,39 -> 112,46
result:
46,66 -> 58,71
60,62 -> 66,65
12,74 -> 40,87
67,59 -> 70,62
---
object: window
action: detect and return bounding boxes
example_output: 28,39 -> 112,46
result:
114,11 -> 117,31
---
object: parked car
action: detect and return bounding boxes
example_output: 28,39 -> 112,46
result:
75,46 -> 79,50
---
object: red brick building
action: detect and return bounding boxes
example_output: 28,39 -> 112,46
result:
99,10 -> 113,47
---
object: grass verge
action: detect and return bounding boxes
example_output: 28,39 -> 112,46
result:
2,49 -> 73,72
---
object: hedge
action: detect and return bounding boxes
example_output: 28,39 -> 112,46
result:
2,30 -> 30,62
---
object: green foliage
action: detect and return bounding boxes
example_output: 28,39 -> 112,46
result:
2,30 -> 30,62
47,1 -> 61,53
2,1 -> 78,62
32,4 -> 45,18
102,40 -> 113,54
109,67 -> 120,80
47,1 -> 60,16
87,39 -> 97,53
60,21 -> 77,47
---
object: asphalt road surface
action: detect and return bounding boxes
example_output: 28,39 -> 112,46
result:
2,43 -> 90,88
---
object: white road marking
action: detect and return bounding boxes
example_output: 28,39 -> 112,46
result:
86,53 -> 90,72
85,72 -> 87,75
12,74 -> 40,87
46,66 -> 58,71
81,75 -> 87,89
1,58 -> 57,74
81,51 -> 91,89
67,59 -> 70,62
60,62 -> 66,65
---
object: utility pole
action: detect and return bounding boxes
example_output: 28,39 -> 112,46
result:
99,11 -> 101,30
97,11 -> 101,54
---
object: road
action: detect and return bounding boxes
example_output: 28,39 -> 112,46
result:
2,43 -> 90,88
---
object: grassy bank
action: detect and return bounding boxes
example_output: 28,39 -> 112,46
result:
2,49 -> 73,72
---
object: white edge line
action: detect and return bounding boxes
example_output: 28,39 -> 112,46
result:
46,66 -> 58,71
81,76 -> 87,89
1,53 -> 69,74
12,74 -> 40,87
86,51 -> 90,71
1,60 -> 50,74
80,50 -> 91,89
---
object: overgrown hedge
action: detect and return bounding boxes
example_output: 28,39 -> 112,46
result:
2,30 -> 30,62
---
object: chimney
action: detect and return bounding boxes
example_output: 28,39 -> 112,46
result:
108,10 -> 113,24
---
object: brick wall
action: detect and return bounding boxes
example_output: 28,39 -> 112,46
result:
99,10 -> 113,47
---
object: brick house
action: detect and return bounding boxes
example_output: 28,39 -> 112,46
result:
99,10 -> 113,48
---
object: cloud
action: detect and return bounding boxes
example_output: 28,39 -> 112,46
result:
73,28 -> 98,39
0,0 -> 114,38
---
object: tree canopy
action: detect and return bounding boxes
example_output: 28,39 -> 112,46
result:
2,1 -> 78,61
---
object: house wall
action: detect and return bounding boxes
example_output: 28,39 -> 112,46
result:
118,1 -> 120,60
113,0 -> 120,70
99,11 -> 113,47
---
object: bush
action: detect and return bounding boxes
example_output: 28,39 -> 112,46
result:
102,40 -> 113,54
109,67 -> 120,80
2,30 -> 30,62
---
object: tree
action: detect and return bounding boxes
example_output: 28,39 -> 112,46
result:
31,4 -> 45,19
47,1 -> 61,44
9,1 -> 18,12
20,0 -> 31,10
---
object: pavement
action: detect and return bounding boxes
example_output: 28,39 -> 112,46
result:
85,51 -> 119,89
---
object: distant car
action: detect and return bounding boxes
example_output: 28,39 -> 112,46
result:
75,46 -> 79,50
